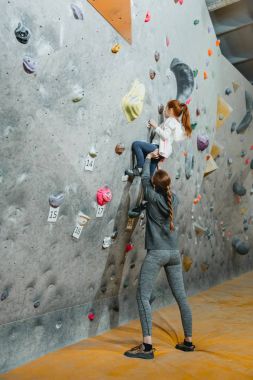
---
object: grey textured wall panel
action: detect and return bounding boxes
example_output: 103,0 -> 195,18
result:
0,0 -> 253,374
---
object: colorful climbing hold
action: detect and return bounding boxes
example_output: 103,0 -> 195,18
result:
194,19 -> 200,25
15,22 -> 31,44
197,135 -> 209,151
115,143 -> 125,155
183,256 -> 192,272
225,88 -> 232,96
125,243 -> 134,253
204,71 -> 208,80
144,11 -> 151,23
149,69 -> 156,80
170,58 -> 195,103
88,312 -> 95,321
191,122 -> 198,130
96,186 -> 112,206
158,104 -> 164,115
49,192 -> 64,208
122,80 -> 145,122
216,96 -> 233,128
216,39 -> 221,47
166,36 -> 170,47
89,146 -> 97,158
185,98 -> 192,105
111,43 -> 121,53
232,182 -> 246,196
193,69 -> 198,78
23,56 -> 37,74
196,108 -> 201,117
208,49 -> 213,57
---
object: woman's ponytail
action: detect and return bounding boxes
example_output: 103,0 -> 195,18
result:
167,186 -> 175,231
181,103 -> 192,137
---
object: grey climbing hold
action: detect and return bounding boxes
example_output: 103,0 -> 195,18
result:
194,19 -> 200,25
185,153 -> 194,179
23,56 -> 37,74
197,135 -> 209,151
15,22 -> 31,44
71,4 -> 84,20
154,51 -> 160,62
175,169 -> 181,180
102,237 -> 112,249
1,289 -> 9,301
230,122 -> 236,133
170,58 -> 194,103
33,300 -> 40,308
225,88 -> 232,96
245,91 -> 253,112
158,104 -> 164,115
236,112 -> 253,134
232,237 -> 250,255
227,158 -> 233,165
232,182 -> 246,196
49,192 -> 64,208
240,150 -> 246,157
149,69 -> 156,80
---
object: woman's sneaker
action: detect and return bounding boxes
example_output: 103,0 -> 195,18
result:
175,340 -> 195,352
125,167 -> 142,177
124,344 -> 155,359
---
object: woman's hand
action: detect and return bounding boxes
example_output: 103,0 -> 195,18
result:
148,119 -> 158,129
147,149 -> 159,160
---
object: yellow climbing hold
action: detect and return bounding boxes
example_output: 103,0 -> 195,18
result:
111,43 -> 121,53
204,154 -> 218,176
183,256 -> 193,272
216,96 -> 233,128
122,79 -> 146,122
211,142 -> 223,160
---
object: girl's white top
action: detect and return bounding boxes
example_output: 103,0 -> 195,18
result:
152,117 -> 185,158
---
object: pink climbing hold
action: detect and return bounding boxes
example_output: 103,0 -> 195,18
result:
186,98 -> 192,105
125,243 -> 134,253
245,158 -> 250,165
144,11 -> 151,23
88,313 -> 95,321
178,0 -> 184,4
250,145 -> 253,150
166,36 -> 170,47
96,186 -> 112,206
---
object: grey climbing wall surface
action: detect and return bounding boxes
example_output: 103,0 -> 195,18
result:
1,0 -> 253,373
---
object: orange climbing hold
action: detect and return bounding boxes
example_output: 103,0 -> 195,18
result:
208,49 -> 213,56
111,43 -> 121,53
204,71 -> 208,80
216,39 -> 221,47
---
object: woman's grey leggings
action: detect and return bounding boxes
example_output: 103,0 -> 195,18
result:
136,249 -> 192,337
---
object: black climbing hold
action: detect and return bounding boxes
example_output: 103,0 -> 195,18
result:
100,285 -> 107,293
23,56 -> 37,74
236,112 -> 253,134
158,104 -> 164,115
71,4 -> 84,20
170,58 -> 194,103
112,303 -> 119,312
185,153 -> 194,179
154,51 -> 160,62
250,159 -> 253,170
1,289 -> 9,301
33,300 -> 40,308
232,182 -> 246,196
15,22 -> 31,44
130,263 -> 135,269
225,88 -> 232,96
232,237 -> 250,255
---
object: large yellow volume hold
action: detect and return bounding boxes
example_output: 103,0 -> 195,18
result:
122,79 -> 146,122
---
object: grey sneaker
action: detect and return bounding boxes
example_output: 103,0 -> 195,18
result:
125,167 -> 142,177
124,343 -> 155,359
175,340 -> 195,352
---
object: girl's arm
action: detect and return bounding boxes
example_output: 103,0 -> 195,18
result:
155,118 -> 175,141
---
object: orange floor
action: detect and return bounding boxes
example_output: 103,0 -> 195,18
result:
1,271 -> 253,380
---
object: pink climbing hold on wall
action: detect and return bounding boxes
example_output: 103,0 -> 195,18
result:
125,243 -> 134,253
96,186 -> 112,206
186,98 -> 192,105
166,36 -> 170,47
88,313 -> 95,321
144,11 -> 151,23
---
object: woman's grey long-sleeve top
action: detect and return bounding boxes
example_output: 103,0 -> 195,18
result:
141,158 -> 179,250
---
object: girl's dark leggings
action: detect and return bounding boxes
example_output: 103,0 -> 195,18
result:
136,249 -> 192,337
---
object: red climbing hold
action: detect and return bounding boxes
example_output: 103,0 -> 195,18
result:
88,312 -> 95,321
144,11 -> 151,23
96,186 -> 112,206
125,243 -> 134,253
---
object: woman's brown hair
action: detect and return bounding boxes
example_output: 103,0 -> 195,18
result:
152,169 -> 174,231
166,99 -> 192,137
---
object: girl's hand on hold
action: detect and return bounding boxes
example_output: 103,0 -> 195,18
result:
149,149 -> 159,159
148,119 -> 158,129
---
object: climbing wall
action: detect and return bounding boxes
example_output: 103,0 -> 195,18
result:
1,0 -> 253,373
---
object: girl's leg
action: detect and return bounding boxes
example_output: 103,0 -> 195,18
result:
164,251 -> 193,340
136,251 -> 161,342
132,141 -> 159,169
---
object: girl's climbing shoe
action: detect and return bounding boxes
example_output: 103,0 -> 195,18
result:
175,340 -> 195,352
125,167 -> 142,177
124,344 -> 155,360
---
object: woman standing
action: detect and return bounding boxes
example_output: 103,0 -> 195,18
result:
124,151 -> 195,360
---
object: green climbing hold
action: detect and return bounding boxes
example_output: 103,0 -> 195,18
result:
194,19 -> 200,25
191,122 -> 198,130
193,69 -> 198,78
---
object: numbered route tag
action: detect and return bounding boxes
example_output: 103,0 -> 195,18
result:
84,154 -> 95,172
96,204 -> 105,218
47,207 -> 60,223
121,175 -> 129,182
72,224 -> 84,240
